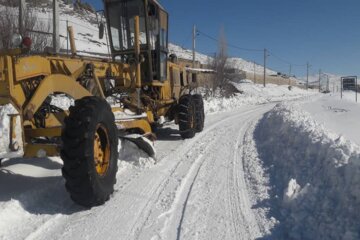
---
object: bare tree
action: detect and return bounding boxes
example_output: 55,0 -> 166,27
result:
208,27 -> 237,98
0,2 -> 51,52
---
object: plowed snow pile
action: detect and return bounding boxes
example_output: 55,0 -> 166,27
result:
254,103 -> 360,239
205,82 -> 315,114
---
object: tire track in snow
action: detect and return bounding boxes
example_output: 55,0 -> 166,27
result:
128,108 -> 262,239
226,118 -> 262,239
127,106 -> 270,240
157,105 -> 273,240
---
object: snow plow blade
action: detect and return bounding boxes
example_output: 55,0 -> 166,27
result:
120,134 -> 156,157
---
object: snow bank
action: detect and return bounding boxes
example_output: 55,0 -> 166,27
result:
255,103 -> 360,239
204,82 -> 314,114
118,140 -> 155,169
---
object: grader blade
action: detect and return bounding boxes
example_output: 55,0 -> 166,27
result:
120,134 -> 156,157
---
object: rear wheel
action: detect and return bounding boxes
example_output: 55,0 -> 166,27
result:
178,95 -> 196,139
192,94 -> 205,132
61,96 -> 118,208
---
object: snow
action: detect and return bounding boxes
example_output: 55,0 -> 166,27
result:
253,102 -> 360,239
168,43 -> 211,65
300,92 -> 360,145
3,81 -> 360,239
227,57 -> 277,75
168,43 -> 279,77
50,94 -> 74,110
185,67 -> 214,73
1,1 -> 360,240
204,81 -> 316,114
118,139 -> 156,169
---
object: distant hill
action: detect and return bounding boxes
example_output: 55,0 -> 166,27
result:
0,1 -> 306,81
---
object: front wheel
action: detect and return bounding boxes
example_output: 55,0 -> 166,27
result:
61,96 -> 118,208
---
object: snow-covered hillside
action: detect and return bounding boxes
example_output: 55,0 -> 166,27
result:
0,1 -> 280,76
227,57 -> 277,75
168,43 -> 211,65
168,44 -> 278,76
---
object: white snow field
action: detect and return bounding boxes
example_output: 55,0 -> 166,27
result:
300,91 -> 360,145
2,84 -> 360,240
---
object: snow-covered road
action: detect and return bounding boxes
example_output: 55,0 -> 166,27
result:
0,104 -> 275,240
2,90 -> 360,240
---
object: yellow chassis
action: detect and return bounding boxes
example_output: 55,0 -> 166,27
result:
0,16 -> 194,159
0,52 -> 191,158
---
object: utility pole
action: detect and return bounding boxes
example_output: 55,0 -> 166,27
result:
356,77 -> 358,103
306,62 -> 310,90
318,69 -> 321,92
66,20 -> 69,54
19,0 -> 26,34
53,0 -> 60,53
263,48 -> 267,87
341,77 -> 343,99
253,61 -> 256,82
192,25 -> 196,68
288,64 -> 292,86
326,75 -> 330,92
289,64 -> 292,77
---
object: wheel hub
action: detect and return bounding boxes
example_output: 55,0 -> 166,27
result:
93,124 -> 111,176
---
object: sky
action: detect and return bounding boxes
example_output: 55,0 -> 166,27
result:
86,0 -> 360,78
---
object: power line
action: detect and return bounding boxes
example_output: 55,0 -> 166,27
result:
60,19 -> 100,32
177,29 -> 193,48
197,29 -> 263,52
197,29 -> 309,76
268,50 -> 306,67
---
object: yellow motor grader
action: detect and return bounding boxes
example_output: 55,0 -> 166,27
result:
0,0 -> 205,207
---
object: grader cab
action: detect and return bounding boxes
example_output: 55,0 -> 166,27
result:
0,0 -> 205,207
105,0 -> 169,83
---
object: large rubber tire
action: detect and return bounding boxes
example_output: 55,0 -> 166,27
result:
178,95 -> 196,139
61,96 -> 118,208
192,94 -> 205,132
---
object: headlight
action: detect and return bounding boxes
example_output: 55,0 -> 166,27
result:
22,37 -> 32,48
11,34 -> 23,48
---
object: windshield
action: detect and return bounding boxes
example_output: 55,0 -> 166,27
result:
107,0 -> 147,52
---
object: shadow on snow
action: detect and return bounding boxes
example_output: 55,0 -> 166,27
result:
0,157 -> 85,215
